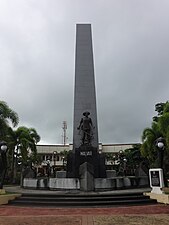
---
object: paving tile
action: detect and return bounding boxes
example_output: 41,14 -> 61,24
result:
0,205 -> 169,216
0,205 -> 169,225
82,216 -> 94,225
0,216 -> 82,225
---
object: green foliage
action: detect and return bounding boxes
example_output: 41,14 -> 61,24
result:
104,152 -> 116,161
59,149 -> 70,161
0,100 -> 41,182
141,101 -> 169,170
13,126 -> 41,163
0,100 -> 19,139
141,124 -> 160,165
124,144 -> 145,174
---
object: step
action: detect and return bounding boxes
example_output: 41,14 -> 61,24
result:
9,198 -> 156,207
13,195 -> 150,202
9,193 -> 157,207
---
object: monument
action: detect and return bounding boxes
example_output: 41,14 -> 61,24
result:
22,24 -> 150,192
66,24 -> 106,189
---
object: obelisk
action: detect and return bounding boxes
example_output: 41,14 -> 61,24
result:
67,24 -> 106,180
73,24 -> 98,150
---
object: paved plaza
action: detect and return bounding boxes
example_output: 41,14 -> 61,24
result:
1,186 -> 169,225
0,204 -> 169,225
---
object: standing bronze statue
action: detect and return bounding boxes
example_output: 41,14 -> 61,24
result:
77,111 -> 94,145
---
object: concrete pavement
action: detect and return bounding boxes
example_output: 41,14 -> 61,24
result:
1,185 -> 169,225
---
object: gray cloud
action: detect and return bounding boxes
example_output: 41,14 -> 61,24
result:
1,0 -> 169,144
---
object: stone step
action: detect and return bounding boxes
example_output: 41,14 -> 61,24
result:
13,191 -> 146,198
9,193 -> 157,207
13,194 -> 150,202
9,198 -> 156,207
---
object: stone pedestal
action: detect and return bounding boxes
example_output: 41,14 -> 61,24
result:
79,162 -> 94,191
123,177 -> 131,188
56,171 -> 66,178
49,178 -> 80,190
106,170 -> 116,178
66,145 -> 106,179
95,178 -> 116,191
37,178 -> 48,189
23,178 -> 38,189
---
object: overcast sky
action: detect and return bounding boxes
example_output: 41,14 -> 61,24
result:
1,0 -> 169,145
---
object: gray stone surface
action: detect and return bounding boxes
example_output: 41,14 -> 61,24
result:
123,177 -> 131,188
37,178 -> 48,189
135,166 -> 148,176
56,171 -> 66,178
95,178 -> 116,190
116,177 -> 124,189
4,185 -> 151,196
73,24 -> 98,150
139,176 -> 149,186
106,170 -> 116,178
49,178 -> 80,190
79,162 -> 94,191
23,178 -> 37,188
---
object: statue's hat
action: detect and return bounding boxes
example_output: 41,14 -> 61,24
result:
83,111 -> 90,116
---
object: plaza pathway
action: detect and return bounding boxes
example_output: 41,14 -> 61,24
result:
1,185 -> 169,225
0,204 -> 169,225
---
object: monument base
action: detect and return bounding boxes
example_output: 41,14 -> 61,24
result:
66,145 -> 106,178
79,162 -> 94,191
22,175 -> 149,191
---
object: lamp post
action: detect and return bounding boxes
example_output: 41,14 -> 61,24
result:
53,151 -> 57,177
12,144 -> 22,184
113,155 -> 116,165
123,157 -> 127,176
62,156 -> 65,170
0,141 -> 8,189
13,147 -> 18,184
155,137 -> 165,169
46,160 -> 51,178
155,137 -> 168,187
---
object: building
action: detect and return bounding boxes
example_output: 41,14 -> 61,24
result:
36,143 -> 139,175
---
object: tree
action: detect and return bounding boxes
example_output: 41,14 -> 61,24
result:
14,126 -> 41,163
141,123 -> 161,166
0,101 -> 19,139
153,101 -> 169,122
7,126 -> 40,183
0,100 -> 41,183
141,101 -> 169,172
125,144 -> 142,165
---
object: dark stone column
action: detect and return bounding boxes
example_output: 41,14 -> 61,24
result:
73,24 -> 98,150
67,24 -> 106,182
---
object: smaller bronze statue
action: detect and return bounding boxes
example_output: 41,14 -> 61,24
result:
77,111 -> 94,145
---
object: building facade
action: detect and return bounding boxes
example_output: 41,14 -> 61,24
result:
36,143 -> 139,174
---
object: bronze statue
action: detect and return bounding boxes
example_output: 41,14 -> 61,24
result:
77,111 -> 94,145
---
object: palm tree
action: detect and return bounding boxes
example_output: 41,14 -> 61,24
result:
141,122 -> 161,167
158,112 -> 169,149
14,126 -> 41,163
124,144 -> 143,174
0,101 -> 19,139
141,101 -> 169,168
7,126 -> 40,183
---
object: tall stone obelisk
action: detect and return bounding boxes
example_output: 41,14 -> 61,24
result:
73,24 -> 98,150
67,24 -> 106,181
